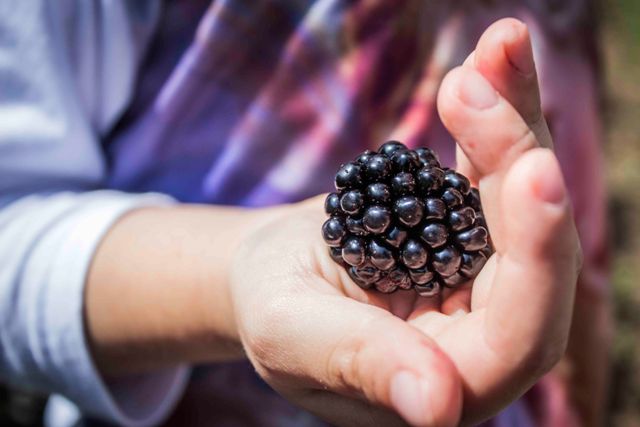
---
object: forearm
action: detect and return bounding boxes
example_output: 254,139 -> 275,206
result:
85,203 -> 285,376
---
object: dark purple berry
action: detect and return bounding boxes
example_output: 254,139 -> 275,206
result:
348,264 -> 381,289
391,150 -> 421,173
432,246 -> 462,277
415,281 -> 441,297
467,188 -> 482,211
342,236 -> 366,266
387,267 -> 411,290
368,240 -> 396,271
383,225 -> 409,248
394,196 -> 424,227
378,141 -> 407,157
335,162 -> 362,190
459,251 -> 487,278
347,270 -> 370,289
362,205 -> 392,234
349,264 -> 381,288
480,245 -> 493,259
448,207 -> 476,231
441,188 -> 464,208
408,266 -> 435,285
346,216 -> 368,236
420,223 -> 448,248
401,239 -> 428,269
322,217 -> 346,247
366,183 -> 391,205
375,276 -> 398,293
356,150 -> 375,164
340,190 -> 365,215
442,272 -> 468,287
329,247 -> 345,265
475,211 -> 488,229
455,227 -> 488,251
416,167 -> 445,193
443,170 -> 471,195
424,198 -> 446,220
325,193 -> 341,216
324,143 -> 492,297
415,147 -> 440,167
391,172 -> 416,195
363,154 -> 392,181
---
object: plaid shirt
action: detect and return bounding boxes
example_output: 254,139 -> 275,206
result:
105,0 -> 606,425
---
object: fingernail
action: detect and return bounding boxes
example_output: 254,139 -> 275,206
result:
533,154 -> 566,205
390,371 -> 428,425
458,69 -> 499,110
504,22 -> 535,76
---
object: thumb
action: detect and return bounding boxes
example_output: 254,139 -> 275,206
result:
243,289 -> 462,426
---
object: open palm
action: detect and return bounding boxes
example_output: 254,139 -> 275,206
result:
230,19 -> 580,427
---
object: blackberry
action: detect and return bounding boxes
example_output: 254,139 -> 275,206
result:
322,141 -> 493,297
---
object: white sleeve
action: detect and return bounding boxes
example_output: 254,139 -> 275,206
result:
0,192 -> 190,427
0,1 -> 189,426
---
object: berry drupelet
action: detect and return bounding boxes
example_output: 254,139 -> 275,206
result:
322,141 -> 493,297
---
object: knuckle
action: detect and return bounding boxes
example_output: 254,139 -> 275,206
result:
485,328 -> 567,383
520,337 -> 568,380
327,326 -> 368,396
509,127 -> 538,160
326,317 -> 384,401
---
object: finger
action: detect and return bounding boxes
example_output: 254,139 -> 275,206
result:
407,288 -> 472,341
409,293 -> 443,323
432,149 -> 580,422
486,148 -> 580,374
438,65 -> 541,251
442,19 -> 556,253
454,144 -> 480,186
440,285 -> 471,316
462,51 -> 475,67
472,18 -> 552,148
439,19 -> 548,177
452,50 -> 481,183
454,19 -> 552,183
468,252 -> 498,311
242,287 -> 462,427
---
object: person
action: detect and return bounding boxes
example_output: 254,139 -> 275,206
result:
0,1 -> 607,426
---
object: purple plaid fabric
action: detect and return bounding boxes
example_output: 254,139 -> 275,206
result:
105,0 -> 605,425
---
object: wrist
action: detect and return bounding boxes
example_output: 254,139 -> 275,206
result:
197,203 -> 291,359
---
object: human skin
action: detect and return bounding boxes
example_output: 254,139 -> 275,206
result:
85,19 -> 582,427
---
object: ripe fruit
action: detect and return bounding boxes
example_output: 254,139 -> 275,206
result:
394,196 -> 424,227
322,141 -> 493,297
363,205 -> 392,234
340,190 -> 365,215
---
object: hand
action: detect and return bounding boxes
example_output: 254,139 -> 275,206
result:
230,18 -> 581,427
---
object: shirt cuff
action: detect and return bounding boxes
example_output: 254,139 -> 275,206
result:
36,191 -> 189,426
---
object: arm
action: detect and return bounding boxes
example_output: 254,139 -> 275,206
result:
1,11 -> 579,427
0,2 -> 190,425
85,203 -> 284,375
0,192 -> 191,426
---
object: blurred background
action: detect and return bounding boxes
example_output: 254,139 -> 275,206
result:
0,0 -> 639,426
605,0 -> 640,425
